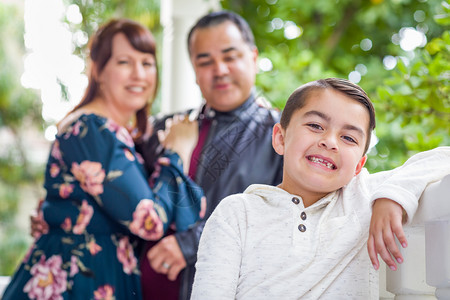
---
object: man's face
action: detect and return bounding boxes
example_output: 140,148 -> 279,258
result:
189,21 -> 258,112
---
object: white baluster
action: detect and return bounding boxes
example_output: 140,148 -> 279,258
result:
383,174 -> 450,300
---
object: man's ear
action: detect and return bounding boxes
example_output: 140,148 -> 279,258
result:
251,47 -> 259,73
272,123 -> 285,155
354,155 -> 367,176
251,46 -> 259,63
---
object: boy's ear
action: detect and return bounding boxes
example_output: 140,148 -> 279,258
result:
354,155 -> 367,176
272,123 -> 285,155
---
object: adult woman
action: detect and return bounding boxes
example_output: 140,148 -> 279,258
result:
2,19 -> 203,300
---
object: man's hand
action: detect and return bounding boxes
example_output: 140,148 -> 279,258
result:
368,198 -> 408,271
147,235 -> 187,281
30,199 -> 48,239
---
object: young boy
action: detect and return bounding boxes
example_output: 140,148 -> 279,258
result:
190,78 -> 450,299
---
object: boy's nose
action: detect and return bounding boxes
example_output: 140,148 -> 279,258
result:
319,135 -> 338,150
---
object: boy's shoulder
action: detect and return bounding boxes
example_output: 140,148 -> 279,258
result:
218,184 -> 290,210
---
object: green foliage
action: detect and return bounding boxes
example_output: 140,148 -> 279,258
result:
222,0 -> 449,171
0,182 -> 32,275
0,3 -> 43,276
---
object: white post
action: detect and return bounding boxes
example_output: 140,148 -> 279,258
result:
385,226 -> 436,299
384,174 -> 450,300
160,0 -> 220,114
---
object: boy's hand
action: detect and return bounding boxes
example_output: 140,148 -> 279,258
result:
368,198 -> 407,271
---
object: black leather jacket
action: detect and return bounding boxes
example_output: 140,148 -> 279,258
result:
136,94 -> 283,299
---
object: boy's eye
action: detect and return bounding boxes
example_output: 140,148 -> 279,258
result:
143,61 -> 154,67
307,123 -> 323,130
342,136 -> 357,144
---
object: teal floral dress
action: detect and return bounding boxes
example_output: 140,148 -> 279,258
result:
2,113 -> 204,300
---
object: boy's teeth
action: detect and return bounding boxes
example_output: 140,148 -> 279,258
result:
309,157 -> 334,169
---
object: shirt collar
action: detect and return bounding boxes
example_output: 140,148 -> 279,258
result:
200,92 -> 256,121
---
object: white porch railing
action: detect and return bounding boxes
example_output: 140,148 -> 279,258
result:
382,174 -> 450,299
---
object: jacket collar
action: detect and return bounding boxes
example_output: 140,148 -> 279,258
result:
199,92 -> 257,122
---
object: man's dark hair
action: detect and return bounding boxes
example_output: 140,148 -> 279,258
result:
187,10 -> 256,55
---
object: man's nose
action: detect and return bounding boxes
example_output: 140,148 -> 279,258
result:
213,60 -> 230,76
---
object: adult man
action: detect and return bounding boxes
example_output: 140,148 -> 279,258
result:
138,10 -> 284,300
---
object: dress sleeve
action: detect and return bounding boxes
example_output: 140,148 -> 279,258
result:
50,114 -> 203,240
368,146 -> 450,224
191,195 -> 243,300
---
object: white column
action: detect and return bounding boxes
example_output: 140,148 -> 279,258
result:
426,220 -> 450,299
386,226 -> 436,299
384,174 -> 450,300
160,0 -> 220,114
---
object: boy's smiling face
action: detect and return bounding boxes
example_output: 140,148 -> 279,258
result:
273,88 -> 369,206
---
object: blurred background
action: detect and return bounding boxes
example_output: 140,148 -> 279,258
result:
0,0 -> 449,277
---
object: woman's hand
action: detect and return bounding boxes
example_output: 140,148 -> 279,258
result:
158,114 -> 198,174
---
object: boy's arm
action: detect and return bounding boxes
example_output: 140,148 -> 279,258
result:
367,146 -> 450,271
191,196 -> 243,300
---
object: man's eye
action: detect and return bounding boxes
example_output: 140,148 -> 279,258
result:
224,56 -> 236,62
197,60 -> 212,67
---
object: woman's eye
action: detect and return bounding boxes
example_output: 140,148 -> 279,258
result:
118,60 -> 129,65
143,61 -> 154,67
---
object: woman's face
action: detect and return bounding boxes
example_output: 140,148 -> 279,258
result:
97,33 -> 157,115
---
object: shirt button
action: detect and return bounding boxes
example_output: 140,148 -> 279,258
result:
298,224 -> 306,232
300,212 -> 307,220
292,197 -> 300,205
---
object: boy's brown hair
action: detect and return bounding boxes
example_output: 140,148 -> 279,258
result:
280,78 -> 376,154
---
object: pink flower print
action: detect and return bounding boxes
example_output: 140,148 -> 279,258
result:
87,239 -> 102,255
104,119 -> 120,132
129,199 -> 163,240
50,163 -> 60,178
71,161 -> 105,196
63,120 -> 83,139
116,236 -> 137,275
71,120 -> 82,136
116,127 -> 134,148
61,217 -> 72,232
136,152 -> 144,165
124,149 -> 135,161
93,284 -> 115,300
104,119 -> 134,148
59,183 -> 74,199
51,140 -> 62,161
23,255 -> 67,300
69,256 -> 79,277
72,200 -> 93,234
